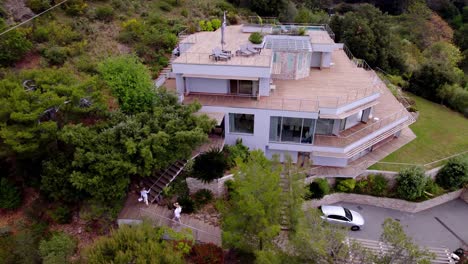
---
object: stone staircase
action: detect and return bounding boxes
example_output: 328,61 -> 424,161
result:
279,173 -> 290,230
154,31 -> 189,87
346,237 -> 455,264
142,160 -> 188,204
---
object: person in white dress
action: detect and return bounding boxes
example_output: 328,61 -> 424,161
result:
173,202 -> 182,223
140,188 -> 150,206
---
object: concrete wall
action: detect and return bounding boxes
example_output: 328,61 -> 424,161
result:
186,78 -> 228,94
172,63 -> 271,79
259,77 -> 270,96
321,52 -> 332,68
312,156 -> 348,167
311,52 -> 322,67
303,189 -> 465,213
186,174 -> 234,198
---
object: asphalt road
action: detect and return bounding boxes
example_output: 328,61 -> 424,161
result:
332,199 -> 468,250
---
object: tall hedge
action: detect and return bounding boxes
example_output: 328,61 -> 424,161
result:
436,157 -> 468,191
396,166 -> 427,201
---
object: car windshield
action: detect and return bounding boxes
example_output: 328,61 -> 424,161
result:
344,208 -> 353,221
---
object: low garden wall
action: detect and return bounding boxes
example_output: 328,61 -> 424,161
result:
186,174 -> 234,198
303,189 -> 466,214
359,166 -> 442,188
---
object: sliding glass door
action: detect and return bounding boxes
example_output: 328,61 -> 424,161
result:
229,80 -> 258,96
269,116 -> 315,144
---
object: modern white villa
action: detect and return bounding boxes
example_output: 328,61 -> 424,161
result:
163,23 -> 416,176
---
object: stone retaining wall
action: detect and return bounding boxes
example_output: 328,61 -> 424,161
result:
303,189 -> 465,213
461,189 -> 468,204
186,174 -> 234,198
358,166 -> 442,188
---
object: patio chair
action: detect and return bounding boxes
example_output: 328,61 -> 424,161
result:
210,48 -> 230,61
246,44 -> 261,55
236,45 -> 254,57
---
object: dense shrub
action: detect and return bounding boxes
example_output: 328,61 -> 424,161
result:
224,139 -> 249,168
193,148 -> 228,183
354,179 -> 369,194
369,174 -> 389,196
39,232 -> 76,264
0,19 -> 32,66
26,0 -> 51,13
199,20 -> 214,31
307,178 -> 330,199
177,195 -> 196,214
0,178 -> 22,209
436,157 -> 468,190
211,19 -> 222,30
94,6 -> 114,21
189,243 -> 224,264
193,189 -> 213,208
62,0 -> 88,16
181,8 -> 188,17
43,46 -> 69,65
336,179 -> 356,193
159,2 -> 172,12
249,32 -> 263,44
396,166 -> 427,201
424,178 -> 445,197
49,206 -> 72,224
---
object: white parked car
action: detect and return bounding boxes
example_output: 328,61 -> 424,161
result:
319,205 -> 365,231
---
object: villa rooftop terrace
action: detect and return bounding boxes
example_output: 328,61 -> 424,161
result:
174,25 -> 272,67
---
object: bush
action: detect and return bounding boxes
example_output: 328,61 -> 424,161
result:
189,243 -> 224,264
336,179 -> 356,193
159,2 -> 172,12
43,46 -> 69,65
425,178 -> 445,197
396,166 -> 427,201
62,0 -> 88,16
193,148 -> 228,183
94,6 -> 114,21
181,8 -> 188,17
194,189 -> 213,207
177,195 -> 196,214
0,19 -> 32,66
49,206 -> 72,224
199,20 -> 214,31
369,174 -> 389,196
39,232 -> 76,264
249,32 -> 263,44
224,139 -> 249,168
211,19 -> 221,30
354,179 -> 369,194
27,0 -> 51,13
0,178 -> 22,210
436,156 -> 468,191
307,178 -> 330,199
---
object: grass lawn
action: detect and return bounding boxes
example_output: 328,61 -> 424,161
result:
370,93 -> 468,171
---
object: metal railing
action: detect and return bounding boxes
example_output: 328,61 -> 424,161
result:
173,52 -> 272,67
139,208 -> 221,245
314,109 -> 410,148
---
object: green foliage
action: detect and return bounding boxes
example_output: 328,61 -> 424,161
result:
424,178 -> 445,198
409,63 -> 459,102
193,148 -> 228,183
49,206 -> 72,224
0,178 -> 22,209
336,178 -> 356,193
159,1 -> 172,12
98,55 -> 154,114
199,20 -> 214,31
369,174 -> 389,196
294,8 -> 329,24
249,32 -> 263,44
84,222 -> 193,263
221,150 -> 282,252
94,6 -> 114,22
0,19 -> 32,66
306,178 -> 329,199
43,46 -> 69,65
193,189 -> 213,208
224,139 -> 249,168
181,8 -> 188,17
438,83 -> 468,117
189,243 -> 224,264
0,68 -> 105,159
26,0 -> 51,13
62,0 -> 88,16
436,157 -> 468,191
396,166 -> 427,201
378,218 -> 436,263
211,19 -> 222,30
39,232 -> 76,264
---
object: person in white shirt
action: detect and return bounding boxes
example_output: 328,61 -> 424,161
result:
140,188 -> 150,206
173,202 -> 182,223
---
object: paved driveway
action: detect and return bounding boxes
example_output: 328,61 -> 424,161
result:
332,199 -> 468,250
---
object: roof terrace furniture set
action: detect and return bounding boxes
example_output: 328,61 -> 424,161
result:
209,47 -> 233,61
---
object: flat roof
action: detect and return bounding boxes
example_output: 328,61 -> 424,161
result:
174,25 -> 272,67
264,35 -> 312,51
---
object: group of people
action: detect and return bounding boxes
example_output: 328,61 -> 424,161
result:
139,188 -> 182,223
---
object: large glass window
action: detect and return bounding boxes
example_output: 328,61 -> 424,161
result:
229,113 -> 254,134
315,119 -> 334,135
269,116 -> 315,144
229,80 -> 258,96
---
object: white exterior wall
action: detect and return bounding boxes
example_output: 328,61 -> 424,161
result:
259,77 -> 270,96
321,52 -> 332,68
186,78 -> 228,94
172,64 -> 271,78
312,156 -> 348,167
311,52 -> 322,68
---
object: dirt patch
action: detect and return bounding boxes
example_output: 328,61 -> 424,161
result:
14,52 -> 42,70
191,203 -> 221,227
3,0 -> 34,23
0,188 -> 39,234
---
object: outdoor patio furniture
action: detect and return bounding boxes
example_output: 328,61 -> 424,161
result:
236,45 -> 254,57
246,44 -> 261,54
209,47 -> 231,61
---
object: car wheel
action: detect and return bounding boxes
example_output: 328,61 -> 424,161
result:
351,226 -> 360,231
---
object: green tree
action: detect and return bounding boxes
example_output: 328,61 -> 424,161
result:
0,177 -> 22,209
396,166 -> 427,200
294,8 -> 329,24
221,150 -> 282,252
376,218 -> 435,263
436,156 -> 468,190
0,19 -> 32,66
84,222 -> 192,263
39,232 -> 76,264
98,55 -> 155,114
408,63 -> 458,101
